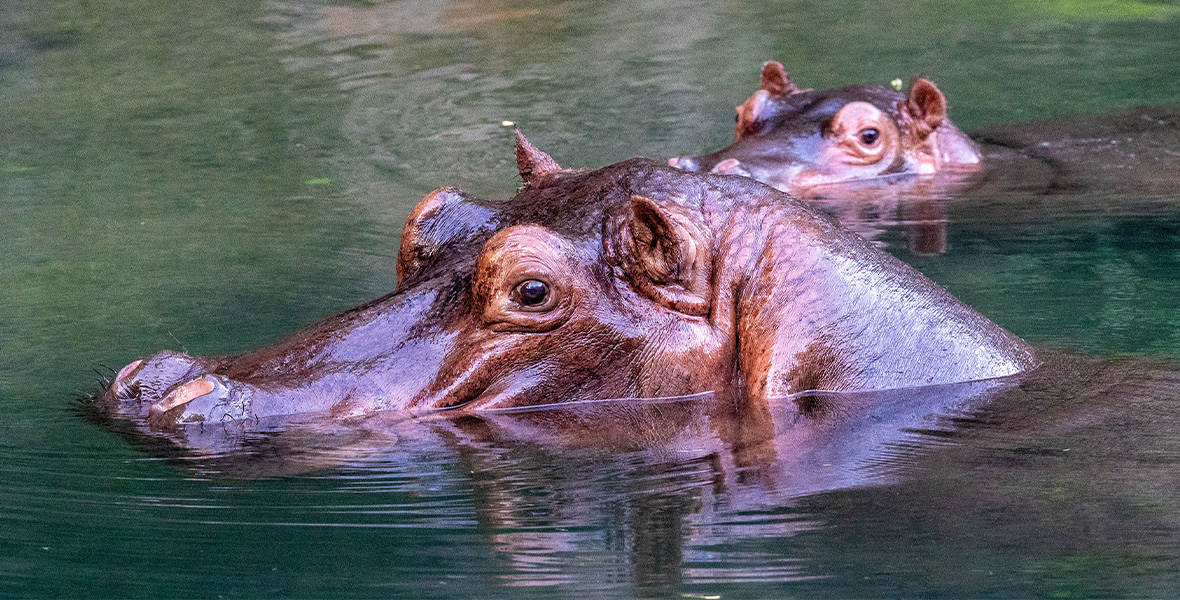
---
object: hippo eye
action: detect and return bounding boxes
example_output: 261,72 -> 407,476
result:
859,128 -> 880,145
513,279 -> 551,309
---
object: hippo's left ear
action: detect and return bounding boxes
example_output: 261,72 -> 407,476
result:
736,62 -> 810,140
900,78 -> 947,141
605,195 -> 711,317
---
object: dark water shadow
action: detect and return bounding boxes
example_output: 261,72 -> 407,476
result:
780,350 -> 1180,597
790,105 -> 1180,259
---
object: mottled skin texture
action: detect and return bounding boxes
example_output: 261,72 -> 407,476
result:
669,61 -> 981,192
98,136 -> 1035,431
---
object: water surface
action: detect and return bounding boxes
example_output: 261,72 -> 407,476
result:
3,0 -> 1180,597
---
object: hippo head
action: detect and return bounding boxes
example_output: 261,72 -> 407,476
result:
97,132 -> 1034,432
669,61 -> 982,192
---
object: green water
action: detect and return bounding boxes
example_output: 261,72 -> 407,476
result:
3,0 -> 1180,597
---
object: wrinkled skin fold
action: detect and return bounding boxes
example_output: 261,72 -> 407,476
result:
96,136 -> 1036,435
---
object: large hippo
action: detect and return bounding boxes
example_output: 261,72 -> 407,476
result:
96,133 -> 1036,433
668,61 -> 982,192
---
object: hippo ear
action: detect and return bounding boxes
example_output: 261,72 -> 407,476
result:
606,195 -> 711,316
900,78 -> 947,140
514,128 -> 562,185
398,187 -> 499,286
736,62 -> 809,139
760,61 -> 804,98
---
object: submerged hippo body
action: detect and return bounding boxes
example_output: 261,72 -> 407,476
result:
97,133 -> 1035,433
670,61 -> 982,192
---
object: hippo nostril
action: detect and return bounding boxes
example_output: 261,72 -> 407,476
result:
109,359 -> 146,400
711,158 -> 742,174
115,360 -> 143,384
149,377 -> 216,418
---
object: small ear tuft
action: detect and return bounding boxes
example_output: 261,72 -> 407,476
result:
761,61 -> 803,98
514,128 -> 562,185
902,78 -> 947,139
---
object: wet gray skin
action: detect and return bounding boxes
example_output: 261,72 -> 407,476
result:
96,133 -> 1036,435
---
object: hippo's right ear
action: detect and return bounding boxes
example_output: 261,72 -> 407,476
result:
605,195 -> 711,317
900,78 -> 947,140
397,187 -> 499,286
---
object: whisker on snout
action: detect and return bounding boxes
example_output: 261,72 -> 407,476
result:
92,364 -> 115,391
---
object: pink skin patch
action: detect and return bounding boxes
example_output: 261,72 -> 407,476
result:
667,157 -> 681,167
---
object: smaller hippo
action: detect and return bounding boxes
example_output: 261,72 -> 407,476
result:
669,61 -> 982,192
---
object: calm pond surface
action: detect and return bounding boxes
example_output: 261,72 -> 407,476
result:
3,0 -> 1180,597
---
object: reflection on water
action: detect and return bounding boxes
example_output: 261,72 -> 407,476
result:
58,353 -> 1180,596
4,0 -> 1180,597
98,379 -> 1008,489
81,376 -> 1014,590
799,172 -> 970,256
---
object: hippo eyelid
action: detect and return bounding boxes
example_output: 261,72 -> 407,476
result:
481,268 -> 573,331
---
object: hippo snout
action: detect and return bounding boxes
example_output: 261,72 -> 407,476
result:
107,351 -> 211,404
103,351 -> 243,429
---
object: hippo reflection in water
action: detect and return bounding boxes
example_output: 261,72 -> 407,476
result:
97,132 -> 1036,435
669,61 -> 982,192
